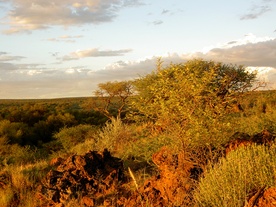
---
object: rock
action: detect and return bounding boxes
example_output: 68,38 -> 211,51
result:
81,196 -> 94,207
126,147 -> 196,207
49,157 -> 64,167
225,130 -> 275,154
37,149 -> 126,207
245,187 -> 276,207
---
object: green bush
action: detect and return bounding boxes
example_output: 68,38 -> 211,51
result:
124,133 -> 175,163
54,124 -> 97,152
194,144 -> 276,207
0,120 -> 29,145
68,138 -> 98,155
96,117 -> 132,156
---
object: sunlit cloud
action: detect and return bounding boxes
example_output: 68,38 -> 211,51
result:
1,0 -> 144,34
1,34 -> 276,99
61,48 -> 133,61
185,34 -> 276,70
45,35 -> 83,43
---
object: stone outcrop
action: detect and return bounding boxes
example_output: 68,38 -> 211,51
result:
126,147 -> 197,207
37,149 -> 127,207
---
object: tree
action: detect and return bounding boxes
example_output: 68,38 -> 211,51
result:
89,81 -> 134,120
131,59 -> 257,134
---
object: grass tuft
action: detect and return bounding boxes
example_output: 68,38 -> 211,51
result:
194,144 -> 276,207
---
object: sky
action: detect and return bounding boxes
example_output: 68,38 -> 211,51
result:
0,0 -> 276,99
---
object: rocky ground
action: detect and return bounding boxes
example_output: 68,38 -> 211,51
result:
33,130 -> 276,207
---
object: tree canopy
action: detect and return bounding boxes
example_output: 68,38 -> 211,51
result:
90,80 -> 134,119
131,59 -> 257,132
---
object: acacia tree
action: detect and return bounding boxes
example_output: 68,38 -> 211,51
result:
90,80 -> 134,120
131,59 -> 257,140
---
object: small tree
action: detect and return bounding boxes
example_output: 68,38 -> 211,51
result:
90,81 -> 134,120
130,59 -> 257,145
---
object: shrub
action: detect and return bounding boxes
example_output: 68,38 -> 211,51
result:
194,144 -> 276,207
96,117 -> 132,156
54,124 -> 97,152
0,120 -> 29,145
131,59 -> 256,130
124,133 -> 175,163
68,138 -> 98,155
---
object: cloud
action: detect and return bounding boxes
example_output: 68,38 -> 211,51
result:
0,52 -> 7,55
45,35 -> 83,43
61,48 -> 132,61
178,35 -> 276,89
0,62 -> 18,71
161,9 -> 170,15
90,46 -> 276,90
0,54 -> 182,98
240,1 -> 273,20
152,20 -> 163,25
2,0 -> 143,34
59,35 -> 83,39
161,9 -> 177,15
188,38 -> 276,68
0,52 -> 25,62
1,35 -> 276,99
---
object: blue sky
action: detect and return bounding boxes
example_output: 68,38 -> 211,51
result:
0,0 -> 276,99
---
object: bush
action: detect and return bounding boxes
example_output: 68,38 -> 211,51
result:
54,124 -> 97,152
194,144 -> 276,207
124,133 -> 175,163
0,120 -> 29,145
96,117 -> 132,156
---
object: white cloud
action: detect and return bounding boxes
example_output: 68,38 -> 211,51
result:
1,35 -> 276,99
2,0 -> 144,33
45,35 -> 83,43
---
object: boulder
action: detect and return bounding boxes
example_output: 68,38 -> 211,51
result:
37,149 -> 126,207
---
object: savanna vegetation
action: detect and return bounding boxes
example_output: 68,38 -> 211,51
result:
0,59 -> 275,206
